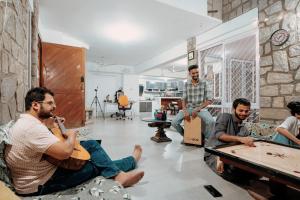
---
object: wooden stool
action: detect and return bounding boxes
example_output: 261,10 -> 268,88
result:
183,117 -> 202,146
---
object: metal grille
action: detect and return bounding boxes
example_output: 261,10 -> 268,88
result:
199,44 -> 223,118
226,59 -> 256,103
199,35 -> 259,122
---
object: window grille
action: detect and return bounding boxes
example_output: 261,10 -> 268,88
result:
199,35 -> 259,122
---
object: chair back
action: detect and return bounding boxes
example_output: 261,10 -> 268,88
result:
118,95 -> 129,107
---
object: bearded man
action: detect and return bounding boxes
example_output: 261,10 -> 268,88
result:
204,98 -> 256,183
5,87 -> 143,196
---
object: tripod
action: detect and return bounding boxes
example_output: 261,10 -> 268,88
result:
90,87 -> 105,119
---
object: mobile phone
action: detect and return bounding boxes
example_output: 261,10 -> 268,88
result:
204,185 -> 222,197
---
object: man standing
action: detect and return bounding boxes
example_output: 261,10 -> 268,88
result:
5,87 -> 144,196
204,98 -> 255,182
171,64 -> 215,140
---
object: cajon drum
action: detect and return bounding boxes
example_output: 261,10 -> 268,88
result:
184,117 -> 202,145
0,181 -> 20,200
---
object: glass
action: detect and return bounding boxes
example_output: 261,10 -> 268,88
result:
38,101 -> 56,106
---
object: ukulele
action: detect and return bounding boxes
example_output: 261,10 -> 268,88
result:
44,117 -> 91,170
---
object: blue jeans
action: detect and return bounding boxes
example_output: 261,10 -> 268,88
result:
272,133 -> 299,147
171,108 -> 215,139
27,140 -> 136,196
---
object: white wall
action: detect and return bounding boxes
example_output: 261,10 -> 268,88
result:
123,74 -> 139,114
141,67 -> 187,79
135,41 -> 187,73
86,62 -> 140,117
196,8 -> 258,50
39,27 -> 89,49
85,66 -> 123,116
155,0 -> 207,16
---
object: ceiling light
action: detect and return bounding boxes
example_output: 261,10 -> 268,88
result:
102,21 -> 144,43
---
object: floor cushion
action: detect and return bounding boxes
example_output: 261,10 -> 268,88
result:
0,121 -> 14,189
22,176 -> 131,200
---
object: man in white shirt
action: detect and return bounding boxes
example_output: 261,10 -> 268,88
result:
5,87 -> 144,195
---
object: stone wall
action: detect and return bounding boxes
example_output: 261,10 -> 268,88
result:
31,0 -> 39,87
259,0 -> 300,124
187,36 -> 198,72
0,0 -> 39,124
207,0 -> 222,20
222,0 -> 258,22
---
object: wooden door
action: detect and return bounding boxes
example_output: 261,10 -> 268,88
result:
41,42 -> 85,128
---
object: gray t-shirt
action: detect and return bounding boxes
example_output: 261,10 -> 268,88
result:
204,113 -> 250,169
277,116 -> 300,136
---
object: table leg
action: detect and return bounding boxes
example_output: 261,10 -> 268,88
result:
151,126 -> 172,143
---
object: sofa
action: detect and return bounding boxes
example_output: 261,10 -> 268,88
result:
0,121 -> 131,200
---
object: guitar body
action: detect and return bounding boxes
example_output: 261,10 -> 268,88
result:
50,127 -> 90,160
45,118 -> 91,170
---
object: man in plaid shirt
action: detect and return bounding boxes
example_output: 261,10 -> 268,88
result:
171,64 -> 215,141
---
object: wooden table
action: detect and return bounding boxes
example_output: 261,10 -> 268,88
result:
205,140 -> 300,190
142,118 -> 172,143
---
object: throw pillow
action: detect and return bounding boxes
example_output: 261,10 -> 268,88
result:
0,121 -> 15,188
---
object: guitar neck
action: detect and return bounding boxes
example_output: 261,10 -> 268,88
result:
55,117 -> 67,135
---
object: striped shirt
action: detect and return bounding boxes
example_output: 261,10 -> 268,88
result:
182,79 -> 212,108
5,114 -> 59,194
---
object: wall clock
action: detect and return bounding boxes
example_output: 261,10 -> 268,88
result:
270,29 -> 289,46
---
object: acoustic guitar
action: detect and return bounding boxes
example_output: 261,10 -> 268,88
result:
44,117 -> 91,170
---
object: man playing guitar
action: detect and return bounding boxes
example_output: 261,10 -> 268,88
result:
5,87 -> 144,196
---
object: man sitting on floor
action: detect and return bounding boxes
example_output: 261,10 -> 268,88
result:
204,98 -> 256,183
4,87 -> 144,196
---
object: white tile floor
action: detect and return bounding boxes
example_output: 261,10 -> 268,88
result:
86,116 -> 253,200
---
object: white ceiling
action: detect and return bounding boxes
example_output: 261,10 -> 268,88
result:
142,57 -> 187,78
39,0 -> 220,70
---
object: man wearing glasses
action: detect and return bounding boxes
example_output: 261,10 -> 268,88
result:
5,87 -> 144,196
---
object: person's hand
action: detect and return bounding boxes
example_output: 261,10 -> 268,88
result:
64,129 -> 78,138
202,100 -> 213,108
191,111 -> 198,119
183,110 -> 191,122
239,137 -> 256,147
216,156 -> 224,174
56,116 -> 66,124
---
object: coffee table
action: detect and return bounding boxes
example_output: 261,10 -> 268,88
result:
142,118 -> 172,143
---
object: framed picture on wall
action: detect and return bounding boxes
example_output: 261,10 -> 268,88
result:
188,51 -> 194,60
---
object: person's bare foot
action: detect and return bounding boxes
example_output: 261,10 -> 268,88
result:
114,171 -> 144,187
133,145 -> 142,162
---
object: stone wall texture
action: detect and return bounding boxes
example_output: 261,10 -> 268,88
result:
0,0 -> 38,124
259,0 -> 300,123
222,0 -> 258,22
208,0 -> 222,20
187,36 -> 198,68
